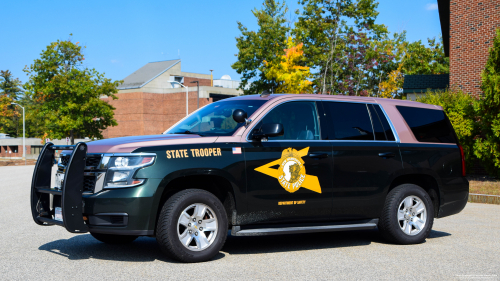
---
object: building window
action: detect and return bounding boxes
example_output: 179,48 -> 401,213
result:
31,146 -> 43,155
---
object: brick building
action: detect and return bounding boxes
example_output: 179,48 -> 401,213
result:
102,60 -> 243,138
404,0 -> 499,99
0,137 -> 87,159
438,0 -> 500,96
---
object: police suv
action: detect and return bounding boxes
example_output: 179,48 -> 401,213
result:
30,94 -> 469,263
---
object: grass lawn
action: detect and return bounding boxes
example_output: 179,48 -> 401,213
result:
468,177 -> 500,196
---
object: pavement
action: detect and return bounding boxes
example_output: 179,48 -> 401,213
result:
1,165 -> 499,280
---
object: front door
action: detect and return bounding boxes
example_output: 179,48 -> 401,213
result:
321,101 -> 402,220
243,101 -> 333,225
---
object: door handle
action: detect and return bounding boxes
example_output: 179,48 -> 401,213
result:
306,153 -> 328,159
378,152 -> 396,159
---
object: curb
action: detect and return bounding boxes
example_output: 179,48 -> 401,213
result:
468,193 -> 500,205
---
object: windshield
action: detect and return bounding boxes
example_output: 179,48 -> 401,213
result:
165,99 -> 267,136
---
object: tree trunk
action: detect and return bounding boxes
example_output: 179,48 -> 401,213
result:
70,129 -> 74,145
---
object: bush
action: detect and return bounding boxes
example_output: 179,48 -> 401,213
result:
416,89 -> 478,171
475,28 -> 500,178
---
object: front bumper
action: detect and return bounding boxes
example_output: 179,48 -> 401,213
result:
31,142 -> 159,236
83,178 -> 162,235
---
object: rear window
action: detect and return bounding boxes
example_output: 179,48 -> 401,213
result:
396,106 -> 457,143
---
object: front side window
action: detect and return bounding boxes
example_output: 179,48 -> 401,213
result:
324,102 -> 374,141
252,101 -> 321,140
165,100 -> 266,136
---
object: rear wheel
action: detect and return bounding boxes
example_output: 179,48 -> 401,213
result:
90,233 -> 138,244
156,189 -> 228,263
378,184 -> 434,244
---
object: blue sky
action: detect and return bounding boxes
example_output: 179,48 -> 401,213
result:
1,0 -> 442,84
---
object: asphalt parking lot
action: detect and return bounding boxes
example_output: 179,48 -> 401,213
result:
1,165 -> 499,280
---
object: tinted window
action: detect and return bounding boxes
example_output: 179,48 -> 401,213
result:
255,101 -> 320,140
368,105 -> 387,140
396,106 -> 457,143
325,102 -> 374,140
166,100 -> 266,136
368,104 -> 396,141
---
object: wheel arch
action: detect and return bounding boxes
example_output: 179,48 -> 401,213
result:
149,169 -> 240,234
389,173 -> 441,218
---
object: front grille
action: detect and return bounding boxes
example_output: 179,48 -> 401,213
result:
60,155 -> 70,166
86,155 -> 102,168
83,176 -> 96,193
58,154 -> 103,193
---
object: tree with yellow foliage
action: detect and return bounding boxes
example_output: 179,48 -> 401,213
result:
264,38 -> 313,94
378,62 -> 404,98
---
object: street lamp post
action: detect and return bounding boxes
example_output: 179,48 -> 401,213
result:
190,80 -> 199,109
11,102 -> 25,165
169,81 -> 189,116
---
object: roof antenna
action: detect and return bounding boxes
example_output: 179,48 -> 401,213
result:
261,90 -> 271,98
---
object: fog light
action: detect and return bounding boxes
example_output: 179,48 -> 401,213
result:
112,171 -> 130,182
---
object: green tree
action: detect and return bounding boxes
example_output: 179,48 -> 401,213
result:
402,37 -> 449,75
0,70 -> 24,137
24,36 -> 122,144
416,89 -> 478,171
293,0 -> 394,95
232,0 -> 289,95
474,29 -> 500,177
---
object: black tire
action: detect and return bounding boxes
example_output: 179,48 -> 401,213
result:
378,184 -> 434,244
156,189 -> 228,263
90,233 -> 138,244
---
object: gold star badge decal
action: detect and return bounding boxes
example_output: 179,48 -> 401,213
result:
255,147 -> 322,194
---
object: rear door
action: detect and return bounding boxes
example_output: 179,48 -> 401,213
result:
243,101 -> 334,224
321,101 -> 402,220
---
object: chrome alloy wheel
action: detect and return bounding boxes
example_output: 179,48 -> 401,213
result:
397,195 -> 427,236
177,203 -> 218,251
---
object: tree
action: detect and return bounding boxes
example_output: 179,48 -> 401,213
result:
23,35 -> 122,144
402,37 -> 449,75
0,70 -> 24,137
474,28 -> 500,177
232,0 -> 289,95
264,38 -> 313,93
377,37 -> 449,99
293,0 -> 393,95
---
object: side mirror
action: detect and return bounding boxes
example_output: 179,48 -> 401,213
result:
233,109 -> 248,123
253,123 -> 284,140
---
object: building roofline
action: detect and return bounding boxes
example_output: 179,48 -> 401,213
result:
437,0 -> 450,57
117,59 -> 181,90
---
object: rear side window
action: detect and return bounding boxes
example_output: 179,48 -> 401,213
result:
368,104 -> 396,141
396,106 -> 457,143
324,102 -> 374,140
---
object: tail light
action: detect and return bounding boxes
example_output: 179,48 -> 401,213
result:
458,145 -> 466,176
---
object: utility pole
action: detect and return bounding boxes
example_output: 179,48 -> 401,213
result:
209,70 -> 214,87
190,80 -> 200,109
11,103 -> 25,165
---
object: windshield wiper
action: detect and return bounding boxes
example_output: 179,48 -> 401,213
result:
171,130 -> 203,136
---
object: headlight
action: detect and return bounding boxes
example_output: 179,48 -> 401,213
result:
104,155 -> 155,189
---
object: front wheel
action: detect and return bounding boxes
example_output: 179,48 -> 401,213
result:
156,189 -> 228,263
378,184 -> 434,244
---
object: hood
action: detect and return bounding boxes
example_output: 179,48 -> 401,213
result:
87,134 -> 218,154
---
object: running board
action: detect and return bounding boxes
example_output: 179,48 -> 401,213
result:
231,219 -> 378,236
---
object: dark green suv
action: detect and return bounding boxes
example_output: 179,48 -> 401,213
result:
30,94 -> 469,262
